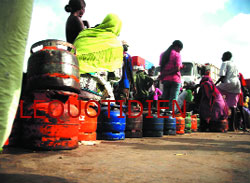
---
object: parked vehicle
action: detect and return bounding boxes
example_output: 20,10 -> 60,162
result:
181,61 -> 202,85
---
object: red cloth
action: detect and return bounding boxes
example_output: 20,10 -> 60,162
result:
238,91 -> 244,106
238,73 -> 246,106
239,73 -> 246,87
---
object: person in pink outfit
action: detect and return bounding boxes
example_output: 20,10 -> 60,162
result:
159,40 -> 183,111
152,80 -> 163,108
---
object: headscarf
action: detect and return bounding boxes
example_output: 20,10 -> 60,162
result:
73,14 -> 123,74
200,75 -> 221,105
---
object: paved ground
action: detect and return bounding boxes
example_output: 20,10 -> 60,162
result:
0,132 -> 250,183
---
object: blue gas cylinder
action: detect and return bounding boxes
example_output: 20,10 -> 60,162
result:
98,132 -> 125,140
164,115 -> 176,135
97,105 -> 126,140
143,112 -> 164,137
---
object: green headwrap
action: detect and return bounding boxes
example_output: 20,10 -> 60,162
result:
74,13 -> 123,74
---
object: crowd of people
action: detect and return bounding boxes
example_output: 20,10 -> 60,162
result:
64,0 -> 249,133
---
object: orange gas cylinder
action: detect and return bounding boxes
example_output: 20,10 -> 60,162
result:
78,101 -> 97,141
175,115 -> 185,135
21,90 -> 80,150
79,132 -> 97,141
191,115 -> 198,132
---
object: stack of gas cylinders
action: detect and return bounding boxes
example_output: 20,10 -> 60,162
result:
18,39 -> 83,150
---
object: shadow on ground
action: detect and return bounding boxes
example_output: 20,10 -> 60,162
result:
0,173 -> 76,183
102,132 -> 250,153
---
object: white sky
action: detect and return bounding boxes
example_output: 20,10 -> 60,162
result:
24,0 -> 250,78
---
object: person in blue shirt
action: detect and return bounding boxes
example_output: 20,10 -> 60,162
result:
117,41 -> 135,104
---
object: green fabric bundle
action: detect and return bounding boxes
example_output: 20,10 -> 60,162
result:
0,0 -> 33,148
74,13 -> 123,74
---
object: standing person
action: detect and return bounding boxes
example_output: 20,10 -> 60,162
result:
118,41 -> 135,104
215,51 -> 241,131
159,40 -> 183,111
65,0 -> 89,44
135,66 -> 154,109
152,80 -> 163,109
238,72 -> 249,131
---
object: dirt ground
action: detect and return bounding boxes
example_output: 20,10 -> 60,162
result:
0,132 -> 250,183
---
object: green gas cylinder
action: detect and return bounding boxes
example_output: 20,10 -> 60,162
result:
185,112 -> 192,133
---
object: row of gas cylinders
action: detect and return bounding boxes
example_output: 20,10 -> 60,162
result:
3,39 -> 227,151
5,92 -> 201,151
5,91 -> 229,150
6,39 -> 199,150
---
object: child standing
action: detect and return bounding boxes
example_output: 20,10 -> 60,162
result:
152,80 -> 163,109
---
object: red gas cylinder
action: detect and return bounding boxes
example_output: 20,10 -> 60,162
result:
175,115 -> 185,135
26,39 -> 80,93
191,114 -> 198,132
78,101 -> 97,141
21,90 -> 80,150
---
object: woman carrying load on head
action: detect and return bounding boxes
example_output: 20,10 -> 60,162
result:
159,40 -> 184,112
